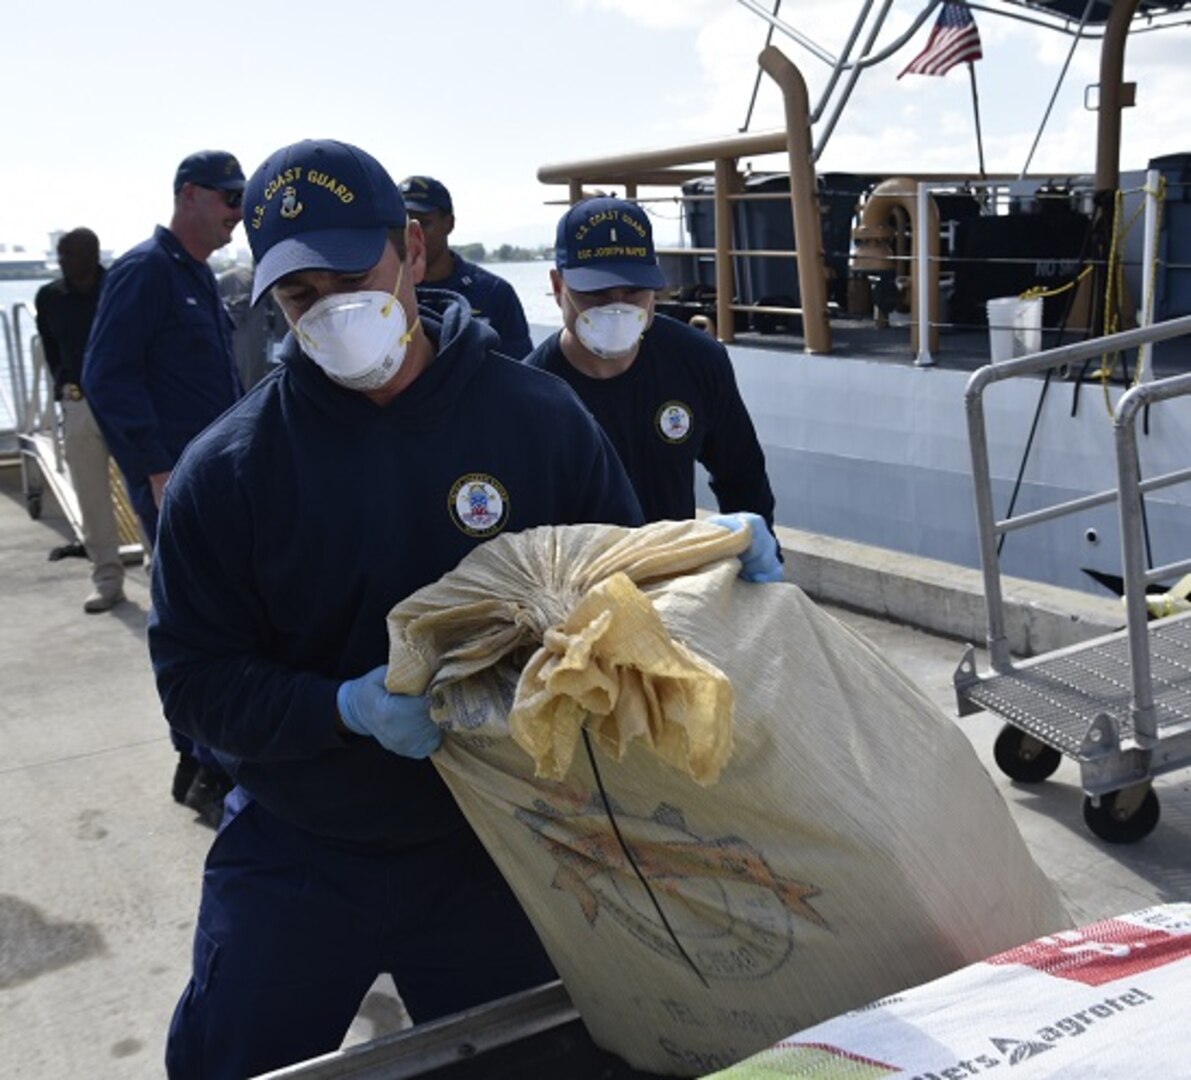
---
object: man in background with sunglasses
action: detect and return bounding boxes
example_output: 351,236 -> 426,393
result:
83,149 -> 246,829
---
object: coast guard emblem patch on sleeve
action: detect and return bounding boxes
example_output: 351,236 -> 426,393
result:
449,474 -> 510,537
656,401 -> 693,444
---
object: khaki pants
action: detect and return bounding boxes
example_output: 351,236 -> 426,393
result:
61,396 -> 124,594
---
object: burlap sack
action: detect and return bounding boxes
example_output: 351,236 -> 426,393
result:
386,520 -> 1071,1077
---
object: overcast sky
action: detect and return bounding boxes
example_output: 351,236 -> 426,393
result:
2,0 -> 1185,258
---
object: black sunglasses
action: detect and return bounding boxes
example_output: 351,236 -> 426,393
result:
196,184 -> 244,209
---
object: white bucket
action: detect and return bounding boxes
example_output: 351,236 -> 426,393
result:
987,296 -> 1043,362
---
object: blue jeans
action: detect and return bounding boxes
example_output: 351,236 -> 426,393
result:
165,792 -> 556,1079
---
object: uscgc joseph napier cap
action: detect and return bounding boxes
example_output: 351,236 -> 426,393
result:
554,196 -> 666,292
244,139 -> 407,305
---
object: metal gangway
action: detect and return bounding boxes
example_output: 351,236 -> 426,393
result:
954,313 -> 1191,843
1,300 -> 143,558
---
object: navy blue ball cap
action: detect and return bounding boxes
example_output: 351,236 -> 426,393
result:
244,139 -> 407,304
399,176 -> 453,215
554,196 -> 666,292
174,150 -> 245,194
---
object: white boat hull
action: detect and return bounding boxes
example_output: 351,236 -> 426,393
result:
715,341 -> 1191,598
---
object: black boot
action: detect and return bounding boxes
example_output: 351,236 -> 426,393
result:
171,754 -> 201,805
184,766 -> 234,830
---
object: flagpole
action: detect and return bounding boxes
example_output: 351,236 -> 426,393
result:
967,60 -> 986,178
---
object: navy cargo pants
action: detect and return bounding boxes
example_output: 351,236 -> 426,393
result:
166,791 -> 557,1080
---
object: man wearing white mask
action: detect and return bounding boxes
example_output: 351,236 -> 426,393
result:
148,139 -> 649,1079
527,196 -> 782,577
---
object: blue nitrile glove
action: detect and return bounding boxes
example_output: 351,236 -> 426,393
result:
336,665 -> 443,758
707,512 -> 785,583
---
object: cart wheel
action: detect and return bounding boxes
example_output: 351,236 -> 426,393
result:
993,724 -> 1062,783
26,492 -> 42,520
1083,788 -> 1160,844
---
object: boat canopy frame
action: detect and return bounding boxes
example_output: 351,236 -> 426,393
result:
537,0 -> 1178,354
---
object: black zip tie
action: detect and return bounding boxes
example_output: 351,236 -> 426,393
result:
580,727 -> 710,989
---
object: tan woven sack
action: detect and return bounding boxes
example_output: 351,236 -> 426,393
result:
386,520 -> 1071,1077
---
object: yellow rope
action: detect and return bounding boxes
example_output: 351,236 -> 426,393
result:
1018,264 -> 1092,301
1145,572 -> 1191,619
1096,176 -> 1164,408
1097,189 -> 1125,409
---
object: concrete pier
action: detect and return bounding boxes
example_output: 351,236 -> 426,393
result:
1,462 -> 1186,1080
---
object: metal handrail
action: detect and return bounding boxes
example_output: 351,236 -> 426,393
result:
1,302 -> 44,442
1,310 -> 14,424
1115,371 -> 1191,744
965,313 -> 1191,678
12,302 -> 34,427
1,307 -> 27,440
25,334 -> 64,471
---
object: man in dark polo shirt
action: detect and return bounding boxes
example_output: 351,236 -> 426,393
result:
83,149 -> 246,827
35,228 -> 124,613
399,175 -> 534,358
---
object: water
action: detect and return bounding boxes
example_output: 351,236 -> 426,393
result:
479,259 -> 560,328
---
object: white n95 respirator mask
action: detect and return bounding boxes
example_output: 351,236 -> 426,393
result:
292,263 -> 420,391
574,302 -> 648,359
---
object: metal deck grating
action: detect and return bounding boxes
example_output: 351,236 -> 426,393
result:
964,613 -> 1191,758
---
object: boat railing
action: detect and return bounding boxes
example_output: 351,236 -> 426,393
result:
589,171 -> 1110,360
538,42 -> 1181,365
965,312 -> 1191,733
542,159 -> 1169,364
910,169 -> 1178,369
22,331 -> 63,468
542,161 -> 1112,351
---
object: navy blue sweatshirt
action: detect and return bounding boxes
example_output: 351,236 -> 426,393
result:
147,301 -> 642,847
526,313 -> 777,530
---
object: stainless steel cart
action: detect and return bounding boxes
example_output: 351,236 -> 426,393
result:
954,314 -> 1191,842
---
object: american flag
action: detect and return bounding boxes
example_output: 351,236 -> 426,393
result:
897,1 -> 983,78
